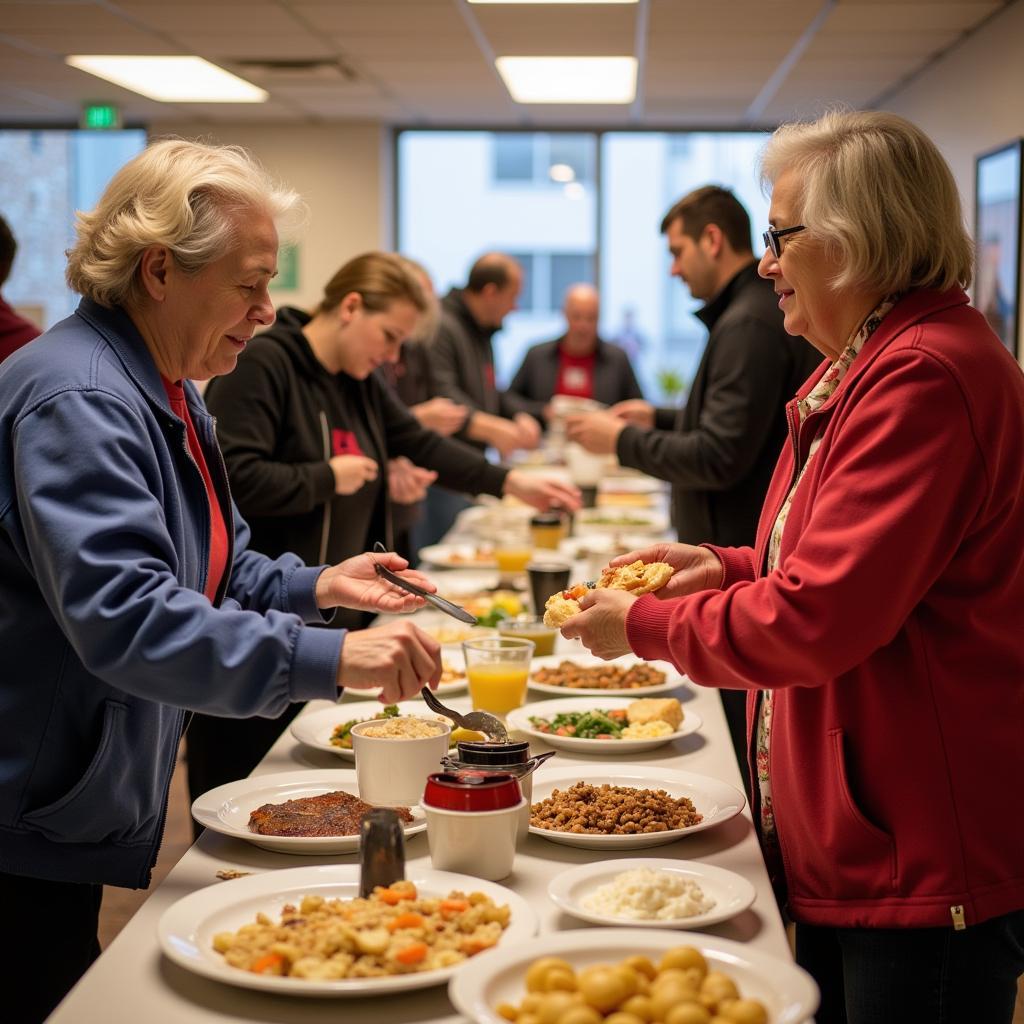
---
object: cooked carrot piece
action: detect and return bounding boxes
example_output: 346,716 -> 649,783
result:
250,952 -> 284,974
388,912 -> 425,931
439,898 -> 469,915
394,942 -> 428,965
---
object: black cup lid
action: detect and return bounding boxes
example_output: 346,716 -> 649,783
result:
530,512 -> 563,526
456,740 -> 530,765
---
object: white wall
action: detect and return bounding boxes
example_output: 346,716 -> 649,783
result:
884,0 -> 1024,363
147,120 -> 390,312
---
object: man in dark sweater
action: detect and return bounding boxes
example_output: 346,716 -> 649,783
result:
432,253 -> 542,456
566,186 -> 820,783
415,252 -> 543,547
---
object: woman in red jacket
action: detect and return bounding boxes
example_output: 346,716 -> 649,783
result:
561,110 -> 1024,1023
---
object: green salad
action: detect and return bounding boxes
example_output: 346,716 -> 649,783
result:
528,708 -> 628,739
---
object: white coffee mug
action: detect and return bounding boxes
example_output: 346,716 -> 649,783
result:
420,799 -> 525,880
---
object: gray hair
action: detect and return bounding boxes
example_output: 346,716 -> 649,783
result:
760,110 -> 973,293
66,138 -> 303,308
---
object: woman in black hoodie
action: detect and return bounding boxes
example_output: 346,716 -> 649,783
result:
187,252 -> 578,804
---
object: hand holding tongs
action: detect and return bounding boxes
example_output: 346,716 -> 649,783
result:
371,542 -> 477,624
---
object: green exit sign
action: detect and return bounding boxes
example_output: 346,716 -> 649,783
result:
81,103 -> 121,130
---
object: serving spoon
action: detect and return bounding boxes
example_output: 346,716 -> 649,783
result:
420,683 -> 509,744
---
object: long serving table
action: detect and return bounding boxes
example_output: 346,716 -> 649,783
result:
49,498 -> 794,1023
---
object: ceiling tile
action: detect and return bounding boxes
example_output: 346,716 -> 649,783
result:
115,3 -> 308,34
825,2 -> 1002,33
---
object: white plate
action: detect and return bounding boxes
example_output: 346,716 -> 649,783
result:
547,857 -> 756,929
598,475 -> 662,494
159,864 -> 538,997
290,698 -> 474,762
528,764 -> 745,850
190,769 -> 427,855
448,928 -> 818,1024
418,543 -> 498,570
574,508 -> 669,536
432,569 -> 502,599
455,504 -> 534,539
507,696 -> 701,754
528,653 -> 688,698
557,534 -> 659,562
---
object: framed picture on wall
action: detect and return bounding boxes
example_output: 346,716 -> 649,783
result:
974,139 -> 1023,356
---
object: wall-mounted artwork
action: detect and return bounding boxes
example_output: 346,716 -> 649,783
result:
975,139 -> 1022,357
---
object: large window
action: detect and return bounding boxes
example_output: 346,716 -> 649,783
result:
0,129 -> 147,330
398,131 -> 597,385
397,129 -> 770,400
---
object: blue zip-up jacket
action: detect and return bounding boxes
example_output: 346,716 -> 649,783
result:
0,300 -> 343,888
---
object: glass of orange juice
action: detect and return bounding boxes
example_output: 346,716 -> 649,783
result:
493,526 -> 534,584
462,637 -> 535,718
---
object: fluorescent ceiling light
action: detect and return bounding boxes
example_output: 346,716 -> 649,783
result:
468,1 -> 630,5
496,56 -> 637,104
470,1 -> 637,5
66,56 -> 267,103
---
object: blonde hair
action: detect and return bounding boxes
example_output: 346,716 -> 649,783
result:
66,138 -> 303,308
316,251 -> 429,319
761,110 -> 973,293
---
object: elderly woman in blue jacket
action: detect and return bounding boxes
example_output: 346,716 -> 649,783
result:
0,139 -> 442,1023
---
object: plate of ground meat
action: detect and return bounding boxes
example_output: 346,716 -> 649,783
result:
527,765 -> 745,849
527,655 -> 689,697
191,769 -> 427,854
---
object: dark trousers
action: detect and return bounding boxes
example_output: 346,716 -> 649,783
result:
795,910 -> 1024,1024
1,872 -> 102,1023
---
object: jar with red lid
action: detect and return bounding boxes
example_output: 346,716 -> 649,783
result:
420,771 -> 525,880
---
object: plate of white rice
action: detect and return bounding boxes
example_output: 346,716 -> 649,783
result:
547,857 -> 756,929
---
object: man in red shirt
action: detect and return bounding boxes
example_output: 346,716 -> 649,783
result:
507,283 -> 643,420
0,215 -> 41,363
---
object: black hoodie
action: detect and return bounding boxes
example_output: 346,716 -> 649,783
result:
205,307 -> 507,626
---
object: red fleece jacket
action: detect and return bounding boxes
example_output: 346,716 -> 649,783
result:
628,289 -> 1024,929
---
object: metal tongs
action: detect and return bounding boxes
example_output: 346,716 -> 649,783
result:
371,542 -> 476,624
420,683 -> 509,744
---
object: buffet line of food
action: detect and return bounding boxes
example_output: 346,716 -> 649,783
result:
48,471 -> 818,1024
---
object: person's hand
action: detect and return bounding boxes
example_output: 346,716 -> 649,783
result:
482,415 -> 527,459
609,399 -> 655,429
315,551 -> 437,612
329,454 -> 378,495
560,588 -> 636,659
504,469 -> 581,512
513,412 -> 542,451
387,457 -> 437,505
565,411 -> 627,454
607,542 -> 724,598
412,397 -> 468,436
337,620 -> 442,703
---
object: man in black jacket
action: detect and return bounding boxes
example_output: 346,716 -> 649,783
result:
507,283 -> 643,421
432,253 -> 541,456
566,186 -> 820,782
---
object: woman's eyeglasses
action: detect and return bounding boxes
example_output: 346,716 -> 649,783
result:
762,225 -> 806,258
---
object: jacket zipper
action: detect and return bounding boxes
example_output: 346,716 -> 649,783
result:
318,410 -> 331,564
143,706 -> 186,884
